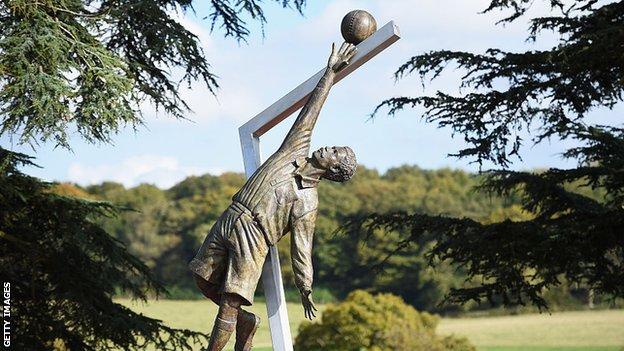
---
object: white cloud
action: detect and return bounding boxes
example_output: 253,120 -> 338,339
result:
67,154 -> 223,189
180,79 -> 264,123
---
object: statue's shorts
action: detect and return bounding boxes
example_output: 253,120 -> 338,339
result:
189,202 -> 269,306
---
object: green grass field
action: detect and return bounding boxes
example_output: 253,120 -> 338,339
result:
438,309 -> 624,351
118,299 -> 624,350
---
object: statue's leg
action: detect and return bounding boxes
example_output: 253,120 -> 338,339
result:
194,273 -> 221,305
207,293 -> 243,351
234,308 -> 261,351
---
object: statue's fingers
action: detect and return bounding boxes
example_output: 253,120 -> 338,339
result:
346,47 -> 357,61
339,41 -> 348,54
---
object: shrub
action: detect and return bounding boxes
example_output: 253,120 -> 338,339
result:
440,335 -> 477,351
294,290 -> 475,351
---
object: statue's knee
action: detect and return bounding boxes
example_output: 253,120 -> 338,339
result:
222,293 -> 244,309
194,274 -> 221,303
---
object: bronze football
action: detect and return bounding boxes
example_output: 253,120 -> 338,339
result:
340,10 -> 377,45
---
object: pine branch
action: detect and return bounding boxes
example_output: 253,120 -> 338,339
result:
375,2 -> 624,168
0,0 -> 306,149
0,147 -> 210,349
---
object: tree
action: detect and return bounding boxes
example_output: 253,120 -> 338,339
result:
0,0 -> 304,148
0,0 -> 306,349
347,0 -> 624,309
0,149 -> 208,350
90,183 -> 174,269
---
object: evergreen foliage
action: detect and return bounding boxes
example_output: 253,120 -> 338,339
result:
294,290 -> 475,351
360,0 -> 624,308
0,149 -> 209,350
0,0 -> 304,147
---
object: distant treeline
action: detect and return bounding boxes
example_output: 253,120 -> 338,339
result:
53,165 -> 609,313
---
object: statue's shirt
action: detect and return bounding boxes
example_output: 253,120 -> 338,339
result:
190,68 -> 335,304
233,152 -> 318,246
229,133 -> 318,294
189,147 -> 317,304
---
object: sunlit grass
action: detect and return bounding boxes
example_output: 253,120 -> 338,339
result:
439,310 -> 624,351
117,299 -> 624,350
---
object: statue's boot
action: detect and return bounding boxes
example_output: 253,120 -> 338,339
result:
207,316 -> 236,351
234,309 -> 260,351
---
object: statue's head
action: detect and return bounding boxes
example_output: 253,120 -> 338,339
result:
312,146 -> 357,182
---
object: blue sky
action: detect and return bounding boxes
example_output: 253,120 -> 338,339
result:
2,0 -> 619,188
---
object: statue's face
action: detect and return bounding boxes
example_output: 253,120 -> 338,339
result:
312,146 -> 349,170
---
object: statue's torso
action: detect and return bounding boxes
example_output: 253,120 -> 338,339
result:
231,152 -> 318,246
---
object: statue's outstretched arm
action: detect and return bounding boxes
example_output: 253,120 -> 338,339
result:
277,42 -> 357,156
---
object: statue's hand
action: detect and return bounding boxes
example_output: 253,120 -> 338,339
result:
327,42 -> 357,73
300,289 -> 317,320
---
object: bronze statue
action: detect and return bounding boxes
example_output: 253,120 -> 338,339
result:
189,42 -> 358,351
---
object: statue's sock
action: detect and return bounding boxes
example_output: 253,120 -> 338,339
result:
207,307 -> 237,351
235,309 -> 260,351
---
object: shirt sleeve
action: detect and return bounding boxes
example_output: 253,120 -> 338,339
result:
290,209 -> 317,293
275,68 -> 335,159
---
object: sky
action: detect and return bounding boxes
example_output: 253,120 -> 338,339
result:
2,0 -> 619,188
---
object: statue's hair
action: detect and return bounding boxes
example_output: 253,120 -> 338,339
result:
324,146 -> 357,182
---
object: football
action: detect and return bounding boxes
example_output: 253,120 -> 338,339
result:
340,10 -> 377,45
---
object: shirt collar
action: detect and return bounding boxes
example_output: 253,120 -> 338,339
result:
293,157 -> 320,189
